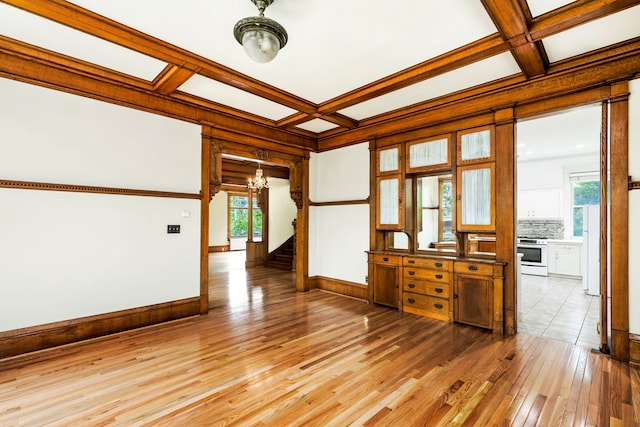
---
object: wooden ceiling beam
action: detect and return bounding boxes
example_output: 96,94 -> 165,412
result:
530,0 -> 640,40
481,0 -> 547,78
153,64 -> 197,95
2,0 -> 318,115
0,46 -> 316,151
316,34 -> 508,115
317,43 -> 640,150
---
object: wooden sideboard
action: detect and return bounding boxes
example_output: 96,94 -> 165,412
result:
368,252 -> 505,334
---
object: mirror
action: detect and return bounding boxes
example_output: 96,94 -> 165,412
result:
385,232 -> 409,250
416,174 -> 455,252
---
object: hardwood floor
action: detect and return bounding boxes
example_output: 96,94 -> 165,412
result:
0,252 -> 638,426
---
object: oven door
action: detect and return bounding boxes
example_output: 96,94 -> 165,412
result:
517,244 -> 547,267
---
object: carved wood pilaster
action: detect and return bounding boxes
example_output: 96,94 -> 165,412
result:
209,139 -> 223,200
290,157 -> 304,209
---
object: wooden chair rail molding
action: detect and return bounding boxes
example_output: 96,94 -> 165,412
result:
629,176 -> 640,190
0,179 -> 202,199
309,198 -> 370,207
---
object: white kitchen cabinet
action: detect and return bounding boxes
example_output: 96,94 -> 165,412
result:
517,189 -> 561,218
548,241 -> 582,277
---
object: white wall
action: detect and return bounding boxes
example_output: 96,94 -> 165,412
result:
308,143 -> 370,284
0,79 -> 201,332
209,190 -> 229,247
629,78 -> 640,335
268,178 -> 297,252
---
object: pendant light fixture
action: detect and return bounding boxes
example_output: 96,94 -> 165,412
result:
233,0 -> 288,63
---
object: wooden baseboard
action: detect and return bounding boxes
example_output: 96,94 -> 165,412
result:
313,276 -> 368,301
630,333 -> 640,368
209,245 -> 231,252
0,297 -> 201,359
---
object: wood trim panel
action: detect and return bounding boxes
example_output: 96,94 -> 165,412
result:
313,276 -> 368,301
209,245 -> 231,253
200,127 -> 211,315
0,179 -> 201,199
609,82 -> 630,361
309,199 -> 369,207
630,333 -> 640,369
628,178 -> 640,190
0,297 -> 201,359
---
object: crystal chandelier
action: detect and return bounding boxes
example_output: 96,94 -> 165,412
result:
248,163 -> 270,192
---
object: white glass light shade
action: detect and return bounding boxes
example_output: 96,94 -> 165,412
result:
242,29 -> 281,63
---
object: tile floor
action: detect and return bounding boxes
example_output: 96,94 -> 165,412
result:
519,273 -> 601,349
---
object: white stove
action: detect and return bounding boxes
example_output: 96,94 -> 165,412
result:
517,237 -> 548,276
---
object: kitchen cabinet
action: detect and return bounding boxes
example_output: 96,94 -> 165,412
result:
548,241 -> 582,277
517,189 -> 561,218
376,145 -> 404,231
370,253 -> 400,307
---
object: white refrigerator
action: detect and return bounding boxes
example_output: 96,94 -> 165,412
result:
582,205 -> 600,296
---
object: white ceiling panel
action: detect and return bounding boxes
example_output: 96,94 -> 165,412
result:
543,4 -> 640,63
338,52 -> 522,121
178,75 -> 297,121
68,0 -> 498,104
526,0 -> 573,17
517,105 -> 601,162
295,119 -> 339,133
0,3 -> 166,81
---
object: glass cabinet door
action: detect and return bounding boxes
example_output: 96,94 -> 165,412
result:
406,135 -> 450,172
377,176 -> 404,230
458,126 -> 494,164
457,164 -> 495,231
377,144 -> 401,175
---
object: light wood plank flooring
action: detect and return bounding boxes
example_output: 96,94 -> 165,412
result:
0,252 -> 638,426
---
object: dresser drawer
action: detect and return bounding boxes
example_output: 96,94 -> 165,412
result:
403,292 -> 450,321
403,268 -> 450,284
403,257 -> 452,270
454,261 -> 494,276
372,254 -> 401,266
403,280 -> 450,298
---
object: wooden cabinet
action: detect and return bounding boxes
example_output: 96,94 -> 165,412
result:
405,134 -> 451,173
401,257 -> 453,322
456,163 -> 495,232
517,189 -> 561,218
453,261 -> 494,330
548,242 -> 582,276
376,144 -> 404,231
370,254 -> 400,307
368,252 -> 504,333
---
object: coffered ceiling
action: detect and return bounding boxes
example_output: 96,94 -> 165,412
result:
1,0 -> 639,152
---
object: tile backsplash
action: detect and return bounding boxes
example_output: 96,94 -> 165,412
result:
517,219 -> 564,239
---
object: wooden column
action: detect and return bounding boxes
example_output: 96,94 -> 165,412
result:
494,108 -> 516,335
200,125 -> 212,315
291,152 -> 310,292
609,81 -> 630,361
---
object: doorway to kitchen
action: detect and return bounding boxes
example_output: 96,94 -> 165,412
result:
516,105 -> 603,349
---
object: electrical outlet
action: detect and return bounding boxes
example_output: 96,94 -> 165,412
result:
167,224 -> 180,234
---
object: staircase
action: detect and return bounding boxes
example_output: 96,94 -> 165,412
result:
265,236 -> 294,270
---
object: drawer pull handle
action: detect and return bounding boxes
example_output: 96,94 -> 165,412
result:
408,271 -> 415,276
434,303 -> 443,309
408,283 -> 416,288
408,298 -> 416,303
383,257 -> 389,262
408,259 -> 415,264
435,262 -> 443,267
435,288 -> 443,293
468,265 -> 478,271
435,274 -> 443,279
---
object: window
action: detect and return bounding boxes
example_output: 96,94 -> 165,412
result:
229,193 -> 263,240
570,173 -> 600,238
416,174 -> 455,251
